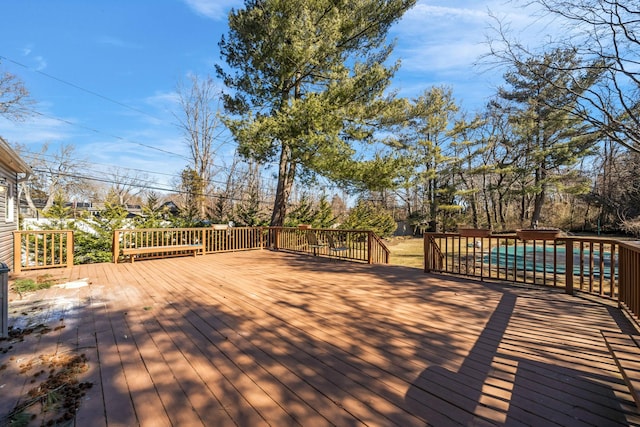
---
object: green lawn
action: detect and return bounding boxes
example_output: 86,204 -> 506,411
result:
385,237 -> 424,269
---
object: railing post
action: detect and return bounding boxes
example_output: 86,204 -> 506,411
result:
201,228 -> 207,254
564,238 -> 574,295
367,231 -> 373,264
12,231 -> 22,274
113,230 -> 120,263
66,230 -> 74,268
424,233 -> 430,273
274,227 -> 280,251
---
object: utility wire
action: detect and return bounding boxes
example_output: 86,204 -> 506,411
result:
1,53 -> 237,163
18,151 -> 178,178
17,147 -> 265,189
30,167 -> 275,205
28,109 -> 190,160
1,54 -> 160,122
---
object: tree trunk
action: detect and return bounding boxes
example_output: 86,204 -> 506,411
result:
531,165 -> 547,227
497,190 -> 507,230
270,144 -> 295,227
531,188 -> 546,227
481,175 -> 492,229
19,181 -> 38,216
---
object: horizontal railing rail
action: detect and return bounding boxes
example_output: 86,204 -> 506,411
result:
424,232 -> 639,321
13,230 -> 74,273
267,227 -> 390,264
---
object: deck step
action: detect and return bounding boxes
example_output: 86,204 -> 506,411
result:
602,330 -> 640,409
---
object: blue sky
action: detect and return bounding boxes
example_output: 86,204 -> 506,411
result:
0,0 -> 552,192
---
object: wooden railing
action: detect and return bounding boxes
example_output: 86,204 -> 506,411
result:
424,232 -> 640,320
369,232 -> 390,264
13,230 -> 74,273
202,226 -> 265,253
14,226 -> 388,268
619,241 -> 640,321
267,227 -> 390,264
113,227 -> 266,262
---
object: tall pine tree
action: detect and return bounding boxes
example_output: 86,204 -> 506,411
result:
217,0 -> 415,226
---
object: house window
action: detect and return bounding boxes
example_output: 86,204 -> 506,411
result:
6,184 -> 14,223
2,182 -> 13,223
0,184 -> 5,222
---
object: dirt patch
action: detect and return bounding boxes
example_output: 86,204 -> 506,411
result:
0,328 -> 92,426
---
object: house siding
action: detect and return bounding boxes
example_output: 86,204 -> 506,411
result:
0,137 -> 29,273
0,162 -> 18,271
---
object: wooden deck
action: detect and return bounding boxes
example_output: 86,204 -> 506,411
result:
2,250 -> 640,426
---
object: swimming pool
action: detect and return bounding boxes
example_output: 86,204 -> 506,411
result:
485,244 -> 617,279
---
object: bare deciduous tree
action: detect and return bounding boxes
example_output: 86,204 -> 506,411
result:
0,67 -> 34,121
174,74 -> 227,219
105,167 -> 149,206
22,143 -> 90,212
489,0 -> 640,152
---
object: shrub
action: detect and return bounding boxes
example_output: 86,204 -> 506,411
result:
340,200 -> 397,237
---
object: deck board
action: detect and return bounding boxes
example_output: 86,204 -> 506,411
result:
3,250 -> 640,426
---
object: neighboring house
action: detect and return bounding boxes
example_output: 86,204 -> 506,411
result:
0,137 -> 31,271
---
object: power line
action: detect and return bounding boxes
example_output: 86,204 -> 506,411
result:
17,147 -> 259,188
1,54 -> 162,122
1,53 -> 237,164
29,167 -> 275,206
28,109 -> 190,160
18,151 -> 178,178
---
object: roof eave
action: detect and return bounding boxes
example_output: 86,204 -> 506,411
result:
0,136 -> 32,174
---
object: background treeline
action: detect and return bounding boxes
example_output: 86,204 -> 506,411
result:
4,0 -> 640,241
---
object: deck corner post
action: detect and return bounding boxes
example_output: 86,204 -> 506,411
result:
423,233 -> 431,273
113,230 -> 120,264
66,230 -> 74,268
367,231 -> 373,264
564,238 -> 574,295
12,231 -> 22,274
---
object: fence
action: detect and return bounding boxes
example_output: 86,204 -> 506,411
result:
424,232 -> 640,321
13,230 -> 74,273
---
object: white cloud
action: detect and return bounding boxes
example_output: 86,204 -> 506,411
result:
97,36 -> 142,49
182,0 -> 240,20
19,44 -> 47,70
33,56 -> 47,71
388,0 -> 565,107
0,114 -> 73,146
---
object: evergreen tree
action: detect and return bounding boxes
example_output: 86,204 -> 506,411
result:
136,193 -> 166,228
235,187 -> 268,226
285,193 -> 315,227
74,190 -> 128,264
177,167 -> 205,226
498,48 -> 600,227
313,194 -> 335,229
217,0 -> 415,226
42,193 -> 72,229
340,199 -> 396,237
392,86 -> 460,230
